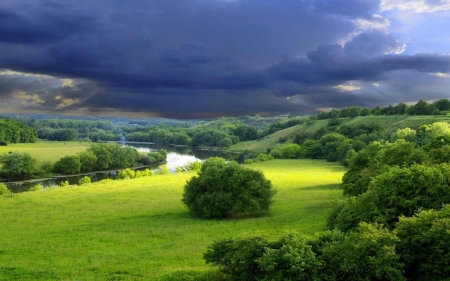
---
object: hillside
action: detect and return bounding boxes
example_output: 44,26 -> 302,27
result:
231,115 -> 450,152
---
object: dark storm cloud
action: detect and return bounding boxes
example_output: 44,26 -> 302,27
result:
0,0 -> 449,117
269,30 -> 450,87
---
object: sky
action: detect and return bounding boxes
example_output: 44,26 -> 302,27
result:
0,0 -> 449,119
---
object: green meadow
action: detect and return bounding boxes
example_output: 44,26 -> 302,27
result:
0,159 -> 345,280
0,140 -> 90,164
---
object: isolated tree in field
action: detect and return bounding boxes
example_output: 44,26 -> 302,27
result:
182,157 -> 276,219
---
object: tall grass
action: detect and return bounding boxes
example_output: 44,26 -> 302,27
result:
0,159 -> 345,280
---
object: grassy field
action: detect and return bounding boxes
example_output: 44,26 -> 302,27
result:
0,140 -> 90,164
0,159 -> 346,280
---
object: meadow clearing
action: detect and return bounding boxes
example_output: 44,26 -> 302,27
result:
0,159 -> 345,280
0,140 -> 90,164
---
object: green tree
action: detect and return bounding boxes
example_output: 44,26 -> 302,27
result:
320,223 -> 405,281
0,152 -> 38,180
335,163 -> 450,231
54,155 -> 81,175
396,205 -> 450,281
182,157 -> 276,219
276,143 -> 302,159
77,151 -> 97,173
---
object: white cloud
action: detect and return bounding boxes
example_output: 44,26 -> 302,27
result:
381,0 -> 450,13
432,72 -> 450,78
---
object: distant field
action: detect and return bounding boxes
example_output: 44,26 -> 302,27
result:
0,159 -> 346,280
0,140 -> 90,163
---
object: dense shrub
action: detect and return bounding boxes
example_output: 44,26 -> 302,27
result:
396,205 -> 450,281
320,223 -> 405,281
0,183 -> 10,195
204,236 -> 270,281
182,157 -> 276,219
155,164 -> 170,175
79,176 -> 91,185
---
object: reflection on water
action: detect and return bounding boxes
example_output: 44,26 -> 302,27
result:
4,142 -> 250,193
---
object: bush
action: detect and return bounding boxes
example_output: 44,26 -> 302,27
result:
320,223 -> 405,281
29,184 -> 44,191
257,233 -> 322,281
0,140 -> 7,146
257,153 -> 273,161
204,236 -> 270,281
118,168 -> 136,179
182,157 -> 276,219
0,183 -> 10,195
79,176 -> 92,185
58,181 -> 69,187
155,164 -> 170,175
244,159 -> 254,164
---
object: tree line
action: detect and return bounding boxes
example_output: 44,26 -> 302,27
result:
0,118 -> 37,144
0,143 -> 168,180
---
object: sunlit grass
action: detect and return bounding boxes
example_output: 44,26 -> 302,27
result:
0,159 -> 346,280
0,140 -> 90,163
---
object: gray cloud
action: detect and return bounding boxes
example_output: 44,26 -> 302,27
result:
0,0 -> 449,117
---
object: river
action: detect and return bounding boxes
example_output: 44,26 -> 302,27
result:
4,142 -> 249,193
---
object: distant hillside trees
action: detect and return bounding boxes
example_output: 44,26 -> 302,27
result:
0,119 -> 37,144
38,128 -> 78,141
316,98 -> 450,120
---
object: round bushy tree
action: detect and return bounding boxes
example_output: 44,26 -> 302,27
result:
182,157 -> 276,219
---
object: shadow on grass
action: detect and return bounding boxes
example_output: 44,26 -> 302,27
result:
159,269 -> 227,281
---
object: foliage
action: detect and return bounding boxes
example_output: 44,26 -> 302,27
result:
58,181 -> 70,187
396,205 -> 450,281
204,236 -> 271,281
320,223 -> 405,281
257,153 -> 274,161
77,150 -> 97,173
79,176 -> 92,185
0,183 -> 10,195
155,164 -> 170,175
275,143 -> 302,159
29,184 -> 44,191
182,157 -> 276,219
0,140 -> 7,146
54,155 -> 82,175
175,160 -> 203,172
0,151 -> 38,180
333,164 -> 450,231
257,233 -> 322,281
0,118 -> 37,143
86,143 -> 141,171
